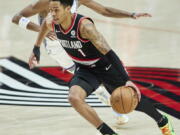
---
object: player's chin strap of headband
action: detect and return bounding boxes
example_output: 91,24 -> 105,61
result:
18,17 -> 30,29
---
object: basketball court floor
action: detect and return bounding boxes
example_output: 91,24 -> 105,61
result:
0,0 -> 179,135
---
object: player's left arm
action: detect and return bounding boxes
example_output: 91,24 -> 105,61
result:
80,0 -> 151,19
80,19 -> 111,55
80,19 -> 141,100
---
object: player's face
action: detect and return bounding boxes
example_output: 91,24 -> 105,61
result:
49,1 -> 70,24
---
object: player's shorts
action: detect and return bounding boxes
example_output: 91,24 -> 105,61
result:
69,59 -> 127,97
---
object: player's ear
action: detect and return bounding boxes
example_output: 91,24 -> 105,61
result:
65,6 -> 71,12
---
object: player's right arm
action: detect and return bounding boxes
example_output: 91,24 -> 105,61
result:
12,0 -> 48,32
28,20 -> 52,69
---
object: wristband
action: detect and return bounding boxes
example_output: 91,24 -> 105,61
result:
18,17 -> 30,29
131,13 -> 136,18
33,46 -> 40,62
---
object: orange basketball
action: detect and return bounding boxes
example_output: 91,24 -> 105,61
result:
110,86 -> 138,114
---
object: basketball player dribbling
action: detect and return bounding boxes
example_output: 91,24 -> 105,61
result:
12,0 -> 152,125
28,0 -> 176,135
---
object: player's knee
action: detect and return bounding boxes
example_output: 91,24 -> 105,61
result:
68,86 -> 84,105
68,94 -> 82,106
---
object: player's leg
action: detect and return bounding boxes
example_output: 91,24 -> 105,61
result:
135,96 -> 175,135
69,85 -> 103,127
94,86 -> 129,125
160,114 -> 175,135
68,68 -> 118,135
99,63 -> 175,135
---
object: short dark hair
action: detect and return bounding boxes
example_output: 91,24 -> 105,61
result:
50,0 -> 73,7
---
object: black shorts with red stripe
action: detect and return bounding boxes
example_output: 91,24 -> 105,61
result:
69,58 -> 128,96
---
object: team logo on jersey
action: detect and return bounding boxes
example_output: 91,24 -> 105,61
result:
70,30 -> 76,38
0,57 -> 179,119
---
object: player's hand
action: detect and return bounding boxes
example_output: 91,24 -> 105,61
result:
125,80 -> 141,101
45,13 -> 57,40
29,46 -> 40,69
132,13 -> 152,19
46,31 -> 57,40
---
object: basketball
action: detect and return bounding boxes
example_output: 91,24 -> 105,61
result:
110,86 -> 138,114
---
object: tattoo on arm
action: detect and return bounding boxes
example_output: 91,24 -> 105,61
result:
80,20 -> 111,55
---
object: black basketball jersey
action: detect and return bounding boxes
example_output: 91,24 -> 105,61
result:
52,13 -> 104,66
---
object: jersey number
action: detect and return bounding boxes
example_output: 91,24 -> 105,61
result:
78,49 -> 86,57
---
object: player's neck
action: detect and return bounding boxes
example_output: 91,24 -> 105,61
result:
60,13 -> 74,31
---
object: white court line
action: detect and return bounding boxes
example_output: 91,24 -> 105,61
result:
0,88 -> 67,98
0,72 -> 68,94
0,59 -> 68,89
0,95 -> 100,103
0,100 -> 104,106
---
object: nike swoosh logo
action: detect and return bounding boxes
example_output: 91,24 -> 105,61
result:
105,64 -> 112,71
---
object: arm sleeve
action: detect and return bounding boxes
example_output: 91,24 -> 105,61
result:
105,50 -> 130,81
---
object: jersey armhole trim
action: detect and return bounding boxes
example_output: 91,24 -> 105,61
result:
77,17 -> 94,43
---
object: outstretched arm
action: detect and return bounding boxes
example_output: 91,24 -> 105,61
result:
12,0 -> 49,32
12,0 -> 56,40
80,0 -> 151,19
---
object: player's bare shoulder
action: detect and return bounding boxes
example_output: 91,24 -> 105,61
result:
32,0 -> 50,16
79,18 -> 94,38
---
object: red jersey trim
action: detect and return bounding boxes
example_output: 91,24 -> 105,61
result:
59,13 -> 77,34
68,53 -> 100,62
